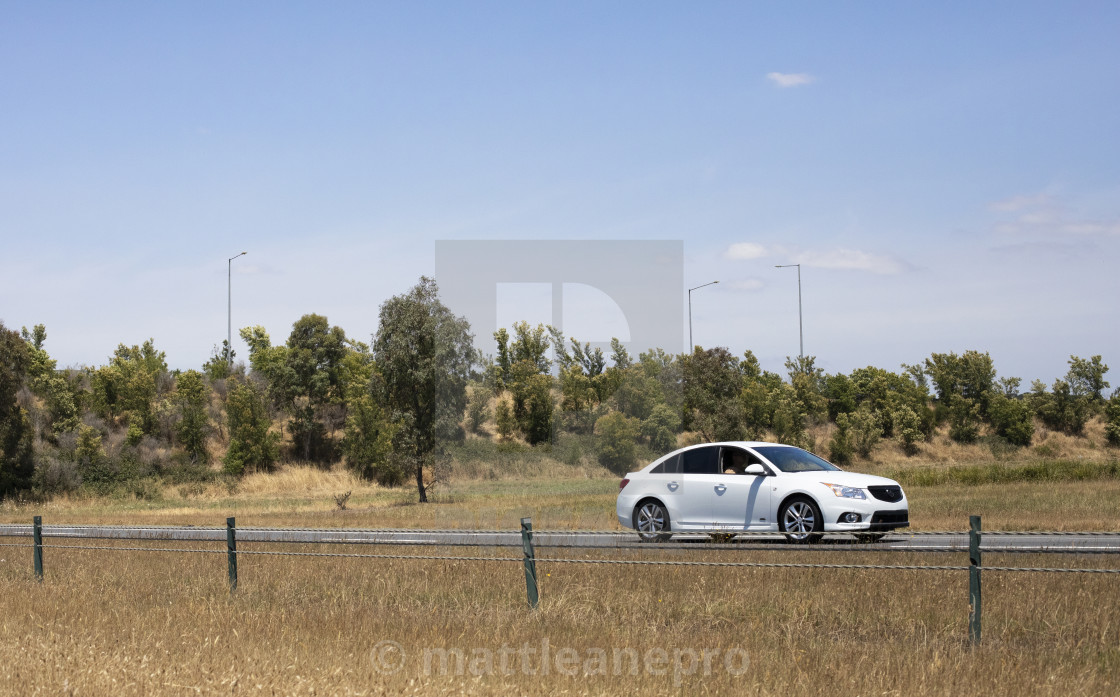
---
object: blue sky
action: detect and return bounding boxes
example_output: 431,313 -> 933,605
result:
2,2 -> 1118,387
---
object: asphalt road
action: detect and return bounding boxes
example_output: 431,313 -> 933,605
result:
2,524 -> 1119,555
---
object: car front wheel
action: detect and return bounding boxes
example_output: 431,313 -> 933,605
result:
634,501 -> 672,543
779,497 -> 823,544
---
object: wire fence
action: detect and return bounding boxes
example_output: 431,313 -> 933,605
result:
4,515 -> 1119,645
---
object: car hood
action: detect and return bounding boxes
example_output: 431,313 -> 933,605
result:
786,470 -> 902,488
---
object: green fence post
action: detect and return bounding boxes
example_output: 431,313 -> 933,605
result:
33,516 -> 43,583
969,515 -> 982,646
521,517 -> 539,609
226,517 -> 238,593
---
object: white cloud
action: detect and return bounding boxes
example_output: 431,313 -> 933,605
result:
988,193 -> 1052,213
766,72 -> 815,88
792,248 -> 906,275
729,279 -> 765,291
723,242 -> 770,260
989,191 -> 1120,237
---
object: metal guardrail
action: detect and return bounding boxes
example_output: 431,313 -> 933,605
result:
4,516 -> 1119,646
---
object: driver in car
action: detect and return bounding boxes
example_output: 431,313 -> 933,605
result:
723,449 -> 748,475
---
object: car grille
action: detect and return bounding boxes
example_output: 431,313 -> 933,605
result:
870,511 -> 909,525
868,485 -> 904,503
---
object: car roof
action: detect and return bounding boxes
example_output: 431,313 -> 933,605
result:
672,441 -> 795,451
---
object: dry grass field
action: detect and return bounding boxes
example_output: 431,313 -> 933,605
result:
1,542 -> 1117,696
2,447 -> 1119,696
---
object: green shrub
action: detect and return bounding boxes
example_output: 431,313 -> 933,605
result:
1031,379 -> 1090,436
465,385 -> 491,434
988,393 -> 1034,447
828,415 -> 853,466
223,378 -> 279,476
594,412 -> 641,475
947,395 -> 981,444
849,406 -> 882,458
495,396 -> 516,441
892,404 -> 923,456
1106,393 -> 1120,447
641,403 -> 681,454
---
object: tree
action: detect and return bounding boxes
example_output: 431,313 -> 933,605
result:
611,366 -> 663,422
823,373 -> 857,422
282,314 -> 348,461
20,325 -> 80,435
240,326 -> 289,391
847,406 -> 882,458
741,352 -> 781,439
849,366 -> 933,440
0,323 -> 34,495
924,350 -> 995,418
224,377 -> 279,476
495,395 -> 516,441
947,394 -> 981,444
89,339 -> 169,435
464,383 -> 492,434
828,415 -> 854,466
987,393 -> 1034,447
342,385 -> 396,482
175,370 -> 210,463
373,277 -> 475,503
785,355 -> 827,424
768,384 -> 808,447
892,404 -> 923,455
610,338 -> 632,370
1105,392 -> 1120,447
1066,355 -> 1110,404
509,322 -> 551,374
571,339 -> 606,378
594,411 -> 640,474
203,341 -> 237,380
1030,379 -> 1090,436
492,328 -> 512,387
507,359 -> 554,444
682,347 -> 744,442
641,403 -> 681,453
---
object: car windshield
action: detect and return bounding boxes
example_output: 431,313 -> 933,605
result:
754,446 -> 840,473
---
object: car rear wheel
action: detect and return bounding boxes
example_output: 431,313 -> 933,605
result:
634,501 -> 672,543
779,497 -> 823,544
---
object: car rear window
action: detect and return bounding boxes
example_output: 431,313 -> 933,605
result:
650,453 -> 681,474
681,446 -> 719,474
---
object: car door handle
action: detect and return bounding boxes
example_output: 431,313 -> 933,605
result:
667,481 -> 679,491
714,484 -> 727,493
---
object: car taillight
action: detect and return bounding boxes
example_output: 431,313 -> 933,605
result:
619,478 -> 630,490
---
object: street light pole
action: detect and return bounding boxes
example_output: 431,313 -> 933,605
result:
775,264 -> 803,359
688,281 -> 719,351
228,252 -> 247,366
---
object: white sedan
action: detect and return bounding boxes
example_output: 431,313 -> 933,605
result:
616,442 -> 909,542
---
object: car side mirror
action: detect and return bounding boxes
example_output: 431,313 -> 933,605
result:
744,463 -> 767,476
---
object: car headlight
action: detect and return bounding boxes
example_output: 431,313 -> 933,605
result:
822,483 -> 867,499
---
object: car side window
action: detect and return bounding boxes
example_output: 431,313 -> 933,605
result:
719,447 -> 761,474
650,453 -> 681,474
681,446 -> 719,475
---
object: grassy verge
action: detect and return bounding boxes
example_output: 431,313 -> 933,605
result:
5,460 -> 1120,532
885,459 -> 1120,487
